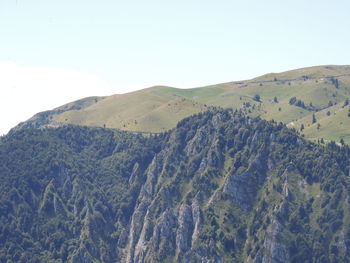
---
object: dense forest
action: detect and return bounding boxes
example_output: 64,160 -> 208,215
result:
1,109 -> 350,262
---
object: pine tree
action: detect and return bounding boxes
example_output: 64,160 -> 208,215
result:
312,114 -> 317,124
253,94 -> 261,102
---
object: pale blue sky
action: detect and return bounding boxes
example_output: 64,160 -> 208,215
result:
0,0 -> 350,134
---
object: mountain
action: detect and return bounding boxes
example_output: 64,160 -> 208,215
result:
2,109 -> 350,262
13,65 -> 350,143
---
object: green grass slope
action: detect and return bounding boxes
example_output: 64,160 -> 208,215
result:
302,106 -> 350,143
53,86 -> 208,132
22,65 -> 350,142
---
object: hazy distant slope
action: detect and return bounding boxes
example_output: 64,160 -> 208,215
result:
12,96 -> 105,131
251,65 -> 350,81
14,65 -> 350,142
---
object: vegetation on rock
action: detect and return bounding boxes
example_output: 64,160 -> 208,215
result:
2,109 -> 350,262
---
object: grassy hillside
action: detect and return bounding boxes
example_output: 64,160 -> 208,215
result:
19,65 -> 350,143
301,105 -> 350,143
53,86 -> 208,132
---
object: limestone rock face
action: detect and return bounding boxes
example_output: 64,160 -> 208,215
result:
191,197 -> 202,246
261,219 -> 290,263
223,155 -> 267,211
185,127 -> 210,157
176,204 -> 194,255
2,109 -> 350,263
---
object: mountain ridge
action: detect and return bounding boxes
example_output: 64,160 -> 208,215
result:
12,65 -> 350,143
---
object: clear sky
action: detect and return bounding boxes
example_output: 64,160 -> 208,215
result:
1,0 -> 350,134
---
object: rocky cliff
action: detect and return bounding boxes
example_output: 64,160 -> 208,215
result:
1,109 -> 350,262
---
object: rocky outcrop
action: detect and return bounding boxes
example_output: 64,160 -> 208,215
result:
176,204 -> 194,255
261,219 -> 289,263
133,209 -> 153,262
185,127 -> 209,157
223,155 -> 267,211
191,197 -> 202,246
126,168 -> 156,263
149,209 -> 177,260
126,199 -> 150,263
129,162 -> 140,185
282,181 -> 294,201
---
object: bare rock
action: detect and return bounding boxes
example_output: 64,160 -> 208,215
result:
261,218 -> 289,263
176,204 -> 194,255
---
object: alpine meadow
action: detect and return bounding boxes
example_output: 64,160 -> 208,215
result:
15,65 -> 350,144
